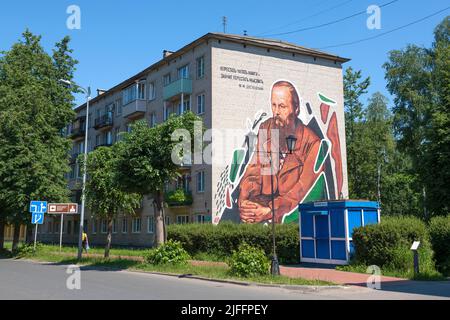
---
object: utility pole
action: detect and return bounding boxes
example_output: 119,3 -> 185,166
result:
222,16 -> 227,33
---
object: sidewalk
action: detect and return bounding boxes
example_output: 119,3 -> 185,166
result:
279,264 -> 407,286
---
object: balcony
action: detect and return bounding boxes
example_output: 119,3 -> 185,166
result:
94,113 -> 113,131
164,189 -> 193,207
68,127 -> 85,140
163,78 -> 192,101
122,99 -> 146,120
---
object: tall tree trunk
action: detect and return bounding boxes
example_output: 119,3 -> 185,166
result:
25,223 -> 33,244
104,218 -> 113,258
0,219 -> 5,250
12,222 -> 21,252
154,190 -> 165,247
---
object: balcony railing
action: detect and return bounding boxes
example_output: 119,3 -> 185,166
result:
94,113 -> 113,130
69,127 -> 85,139
163,78 -> 192,101
164,189 -> 193,207
122,99 -> 146,119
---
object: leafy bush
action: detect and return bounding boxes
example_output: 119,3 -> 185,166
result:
429,216 -> 450,275
352,216 -> 436,274
12,242 -> 43,257
164,189 -> 193,207
228,243 -> 270,277
144,240 -> 190,265
168,222 -> 299,264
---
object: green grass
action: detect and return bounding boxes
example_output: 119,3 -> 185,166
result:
336,264 -> 447,281
3,241 -> 148,257
191,251 -> 226,262
3,244 -> 333,286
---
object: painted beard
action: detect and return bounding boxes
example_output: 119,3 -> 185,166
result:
272,117 -> 290,153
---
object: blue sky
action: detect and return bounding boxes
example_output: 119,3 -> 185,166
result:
1,0 -> 448,108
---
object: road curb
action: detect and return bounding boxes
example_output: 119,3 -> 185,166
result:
122,269 -> 348,291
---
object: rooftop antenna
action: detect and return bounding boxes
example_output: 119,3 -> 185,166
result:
243,30 -> 248,36
222,16 -> 227,33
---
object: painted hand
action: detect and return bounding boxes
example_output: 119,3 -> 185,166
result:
240,200 -> 272,224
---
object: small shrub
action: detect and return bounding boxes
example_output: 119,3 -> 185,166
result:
429,216 -> 450,275
12,242 -> 43,257
144,240 -> 190,265
228,243 -> 270,277
352,216 -> 435,273
168,222 -> 299,264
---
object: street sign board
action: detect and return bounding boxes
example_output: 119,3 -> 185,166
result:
48,203 -> 78,214
31,212 -> 45,224
30,201 -> 47,214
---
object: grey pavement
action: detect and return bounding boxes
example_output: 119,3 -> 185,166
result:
0,258 -> 448,300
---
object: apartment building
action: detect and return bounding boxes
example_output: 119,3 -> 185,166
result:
39,33 -> 349,247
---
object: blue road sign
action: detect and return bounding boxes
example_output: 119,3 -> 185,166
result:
30,201 -> 47,214
31,212 -> 45,224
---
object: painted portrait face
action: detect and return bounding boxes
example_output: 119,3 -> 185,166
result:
271,85 -> 299,128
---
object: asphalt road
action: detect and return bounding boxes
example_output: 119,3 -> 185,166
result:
0,259 -> 449,300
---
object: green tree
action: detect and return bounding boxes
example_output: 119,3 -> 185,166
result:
343,67 -> 370,198
116,112 -> 202,247
384,16 -> 450,217
82,145 -> 141,258
0,30 -> 77,250
424,17 -> 450,215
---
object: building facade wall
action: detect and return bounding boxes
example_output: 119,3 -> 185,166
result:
210,39 -> 348,225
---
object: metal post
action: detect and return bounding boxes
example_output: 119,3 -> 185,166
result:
269,152 -> 280,276
33,224 -> 38,251
414,251 -> 420,275
77,88 -> 90,260
60,214 -> 64,253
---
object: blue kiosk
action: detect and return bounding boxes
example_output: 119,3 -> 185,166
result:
298,200 -> 380,265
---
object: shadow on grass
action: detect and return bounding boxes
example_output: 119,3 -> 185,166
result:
44,257 -> 142,272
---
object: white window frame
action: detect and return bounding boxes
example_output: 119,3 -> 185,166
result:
196,56 -> 205,79
177,215 -> 189,225
196,214 -> 206,224
148,82 -> 156,101
150,113 -> 157,127
163,73 -> 171,86
138,81 -> 146,100
178,64 -> 189,80
101,219 -> 107,234
147,216 -> 155,234
123,85 -> 137,105
132,218 -> 141,233
92,220 -> 97,234
197,171 -> 205,193
115,98 -> 122,116
112,219 -> 117,234
122,218 -> 128,234
197,94 -> 205,115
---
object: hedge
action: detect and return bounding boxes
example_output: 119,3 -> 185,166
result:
167,222 -> 300,264
429,216 -> 450,275
352,216 -> 436,273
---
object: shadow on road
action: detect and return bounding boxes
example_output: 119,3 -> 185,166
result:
44,258 -> 142,272
350,279 -> 450,298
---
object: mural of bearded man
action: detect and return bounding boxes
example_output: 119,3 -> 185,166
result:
238,80 -> 323,224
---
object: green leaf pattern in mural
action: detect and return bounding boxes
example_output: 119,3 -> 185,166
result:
229,149 -> 245,183
282,174 -> 328,223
